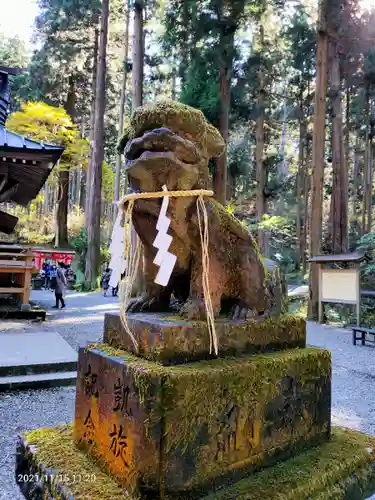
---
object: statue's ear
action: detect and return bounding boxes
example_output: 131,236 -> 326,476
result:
205,122 -> 226,159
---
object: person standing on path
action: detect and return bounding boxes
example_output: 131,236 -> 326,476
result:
53,262 -> 67,309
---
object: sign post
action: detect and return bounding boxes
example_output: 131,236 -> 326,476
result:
310,252 -> 370,326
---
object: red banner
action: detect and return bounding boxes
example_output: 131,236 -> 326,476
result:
32,250 -> 74,269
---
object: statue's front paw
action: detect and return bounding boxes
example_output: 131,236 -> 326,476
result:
180,298 -> 206,320
230,304 -> 258,321
127,295 -> 166,313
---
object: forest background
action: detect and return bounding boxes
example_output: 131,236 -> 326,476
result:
1,0 -> 375,322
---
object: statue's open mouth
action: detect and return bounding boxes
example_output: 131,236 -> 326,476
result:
124,127 -> 199,172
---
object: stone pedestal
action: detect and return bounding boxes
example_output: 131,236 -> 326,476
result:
103,313 -> 306,365
16,426 -> 375,500
14,313 -> 375,500
74,344 -> 330,497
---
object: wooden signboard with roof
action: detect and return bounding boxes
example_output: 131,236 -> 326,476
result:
310,251 -> 371,326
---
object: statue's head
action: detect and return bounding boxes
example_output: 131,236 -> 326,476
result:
118,100 -> 225,193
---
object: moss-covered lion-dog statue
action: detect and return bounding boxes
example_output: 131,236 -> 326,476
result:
118,100 -> 282,320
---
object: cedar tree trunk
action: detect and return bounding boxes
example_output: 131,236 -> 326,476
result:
132,0 -> 144,109
329,41 -> 348,253
85,26 -> 99,227
85,0 -> 109,288
114,0 -> 131,222
255,21 -> 266,254
308,12 -> 328,320
56,75 -> 75,248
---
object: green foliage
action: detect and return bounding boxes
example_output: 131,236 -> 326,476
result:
0,32 -> 29,67
227,128 -> 252,179
0,33 -> 31,108
71,227 -> 110,283
23,0 -> 101,108
180,49 -> 220,126
102,161 -> 115,197
71,228 -> 88,273
355,232 -> 375,289
258,215 -> 297,274
284,7 -> 316,79
357,231 -> 375,253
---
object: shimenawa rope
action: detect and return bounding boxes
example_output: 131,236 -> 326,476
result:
118,187 -> 218,355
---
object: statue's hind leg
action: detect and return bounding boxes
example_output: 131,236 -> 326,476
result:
126,245 -> 172,313
231,250 -> 270,320
180,255 -> 224,320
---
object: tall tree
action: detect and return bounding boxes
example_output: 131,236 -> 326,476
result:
30,0 -> 101,236
362,47 -> 375,234
285,7 -> 316,270
56,75 -> 76,248
309,0 -> 329,319
85,26 -> 100,227
162,0 -> 262,205
130,0 -> 146,296
326,0 -> 363,253
213,1 -> 246,205
132,0 -> 144,109
328,38 -> 348,253
0,34 -> 29,108
114,0 -> 131,221
255,2 -> 267,253
85,0 -> 110,288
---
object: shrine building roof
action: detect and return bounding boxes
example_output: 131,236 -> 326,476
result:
0,67 -> 65,234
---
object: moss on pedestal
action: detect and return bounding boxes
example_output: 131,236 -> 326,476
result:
19,425 -> 128,499
103,313 -> 306,365
79,345 -> 330,494
202,427 -> 375,500
18,426 -> 375,500
87,344 -> 330,448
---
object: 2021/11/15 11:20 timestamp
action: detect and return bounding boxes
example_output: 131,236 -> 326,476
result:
17,473 -> 97,483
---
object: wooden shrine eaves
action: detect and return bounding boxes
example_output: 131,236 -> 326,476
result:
0,127 -> 64,207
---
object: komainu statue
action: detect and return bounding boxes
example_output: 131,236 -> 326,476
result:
118,100 -> 282,320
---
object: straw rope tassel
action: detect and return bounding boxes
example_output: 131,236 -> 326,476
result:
118,199 -> 141,353
196,195 -> 218,355
117,188 -> 218,356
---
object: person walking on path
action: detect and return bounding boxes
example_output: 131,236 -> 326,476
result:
43,263 -> 50,289
112,282 -> 119,297
101,268 -> 111,297
49,265 -> 57,291
53,262 -> 67,309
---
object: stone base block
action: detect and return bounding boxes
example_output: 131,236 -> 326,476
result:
103,313 -> 306,364
16,426 -> 375,500
74,344 -> 331,498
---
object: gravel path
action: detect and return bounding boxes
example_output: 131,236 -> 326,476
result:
0,290 -> 119,499
0,293 -> 374,499
1,289 -> 120,351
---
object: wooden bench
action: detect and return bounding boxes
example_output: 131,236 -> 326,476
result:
0,249 -> 34,306
352,326 -> 375,346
